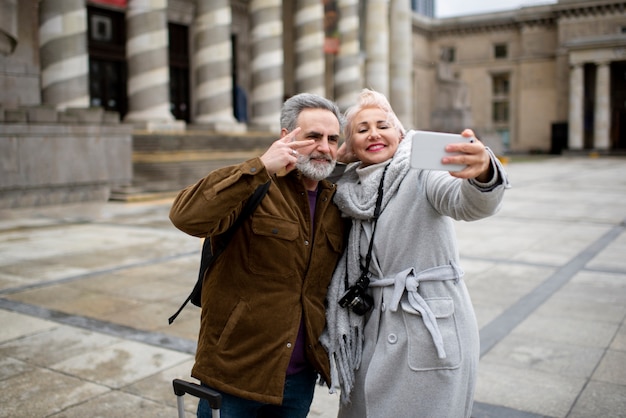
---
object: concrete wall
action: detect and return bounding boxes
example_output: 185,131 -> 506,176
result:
0,108 -> 133,209
0,0 -> 41,108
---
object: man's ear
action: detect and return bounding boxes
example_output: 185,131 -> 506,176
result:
280,128 -> 289,138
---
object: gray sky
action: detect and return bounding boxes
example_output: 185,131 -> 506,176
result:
437,0 -> 558,18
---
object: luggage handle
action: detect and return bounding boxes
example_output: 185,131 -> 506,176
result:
173,379 -> 221,418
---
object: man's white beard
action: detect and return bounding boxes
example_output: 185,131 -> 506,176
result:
296,154 -> 337,181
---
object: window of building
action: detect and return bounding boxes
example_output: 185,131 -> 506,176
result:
492,73 -> 510,124
87,6 -> 127,117
169,23 -> 190,123
493,74 -> 509,95
494,43 -> 508,59
440,46 -> 455,63
493,101 -> 509,123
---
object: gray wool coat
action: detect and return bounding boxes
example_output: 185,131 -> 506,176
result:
336,141 -> 508,418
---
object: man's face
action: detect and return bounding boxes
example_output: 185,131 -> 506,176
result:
292,108 -> 340,180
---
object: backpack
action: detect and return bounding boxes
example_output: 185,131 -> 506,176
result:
168,181 -> 271,324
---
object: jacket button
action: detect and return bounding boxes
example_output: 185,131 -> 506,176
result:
287,343 -> 292,348
250,167 -> 257,173
271,228 -> 278,234
304,240 -> 309,246
387,334 -> 398,344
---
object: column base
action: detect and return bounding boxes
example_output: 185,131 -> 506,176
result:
193,120 -> 247,133
130,120 -> 186,133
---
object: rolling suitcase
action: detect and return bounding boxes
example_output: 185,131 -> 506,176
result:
173,379 -> 222,418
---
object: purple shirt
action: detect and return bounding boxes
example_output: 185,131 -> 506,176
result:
286,189 -> 318,375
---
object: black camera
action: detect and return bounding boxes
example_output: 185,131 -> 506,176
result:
338,275 -> 374,316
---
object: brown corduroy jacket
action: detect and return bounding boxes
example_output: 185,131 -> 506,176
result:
169,157 -> 346,405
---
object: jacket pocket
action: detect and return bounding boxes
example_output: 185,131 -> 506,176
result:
324,228 -> 344,254
216,299 -> 248,348
248,214 -> 299,276
401,297 -> 462,371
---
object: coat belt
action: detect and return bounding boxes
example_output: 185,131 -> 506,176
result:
370,261 -> 464,359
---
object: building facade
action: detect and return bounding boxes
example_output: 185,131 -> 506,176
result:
428,0 -> 626,153
2,0 -> 626,152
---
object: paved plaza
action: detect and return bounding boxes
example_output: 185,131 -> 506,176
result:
0,155 -> 625,417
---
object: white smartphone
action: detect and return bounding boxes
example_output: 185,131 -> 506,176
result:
410,130 -> 474,171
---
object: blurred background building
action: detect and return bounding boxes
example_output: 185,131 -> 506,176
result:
1,0 -> 625,208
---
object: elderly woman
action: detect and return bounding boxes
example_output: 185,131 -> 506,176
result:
321,89 -> 509,417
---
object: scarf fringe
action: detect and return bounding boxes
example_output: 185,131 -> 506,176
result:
331,325 -> 363,404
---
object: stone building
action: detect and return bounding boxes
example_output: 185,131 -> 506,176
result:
1,0 -> 625,207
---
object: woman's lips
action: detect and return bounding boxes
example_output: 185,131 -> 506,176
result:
366,143 -> 386,152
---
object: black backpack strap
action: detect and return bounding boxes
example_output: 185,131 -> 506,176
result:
168,181 -> 271,324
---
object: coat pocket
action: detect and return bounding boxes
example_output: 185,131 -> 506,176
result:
401,297 -> 462,371
248,214 -> 299,277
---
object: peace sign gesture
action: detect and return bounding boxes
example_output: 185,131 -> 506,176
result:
260,128 -> 314,175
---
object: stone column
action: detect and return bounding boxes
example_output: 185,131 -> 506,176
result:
568,63 -> 583,150
594,61 -> 610,150
334,0 -> 361,111
364,0 -> 389,96
193,0 -> 243,131
39,0 -> 89,110
294,0 -> 325,96
249,0 -> 283,132
389,0 -> 413,128
124,0 -> 175,125
0,0 -> 18,54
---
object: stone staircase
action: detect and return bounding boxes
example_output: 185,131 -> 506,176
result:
110,129 -> 277,201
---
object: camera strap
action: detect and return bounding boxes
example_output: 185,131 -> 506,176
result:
344,162 -> 391,289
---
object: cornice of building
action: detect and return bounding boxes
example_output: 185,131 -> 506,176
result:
564,33 -> 626,50
418,0 -> 625,37
552,0 -> 626,17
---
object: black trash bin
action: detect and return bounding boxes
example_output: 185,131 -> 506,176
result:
551,122 -> 568,155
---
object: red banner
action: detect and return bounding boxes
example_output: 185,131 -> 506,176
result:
89,0 -> 128,7
323,0 -> 340,54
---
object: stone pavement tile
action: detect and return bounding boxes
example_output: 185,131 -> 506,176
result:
105,300 -> 182,331
568,380 -> 626,418
592,350 -> 626,386
49,340 -> 190,389
610,322 -> 626,351
0,357 -> 35,380
0,367 -> 110,417
72,260 -> 197,303
0,223 -> 197,286
511,312 -> 619,348
535,271 -> 626,324
475,362 -> 586,417
0,325 -> 120,367
464,262 -> 555,328
587,230 -> 626,271
156,304 -> 202,341
46,390 -> 180,418
0,309 -> 57,343
124,358 -> 198,413
309,385 -> 339,417
6,285 -> 144,319
456,217 -> 544,261
508,222 -> 612,266
481,333 -> 605,379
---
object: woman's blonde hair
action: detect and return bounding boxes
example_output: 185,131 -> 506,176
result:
343,89 -> 406,148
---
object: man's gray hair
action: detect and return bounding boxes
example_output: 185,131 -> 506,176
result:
280,93 -> 345,132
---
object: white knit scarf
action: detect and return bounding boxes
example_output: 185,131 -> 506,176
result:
320,135 -> 413,404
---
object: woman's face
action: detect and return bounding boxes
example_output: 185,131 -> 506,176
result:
349,107 -> 402,166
